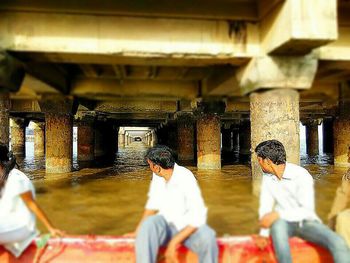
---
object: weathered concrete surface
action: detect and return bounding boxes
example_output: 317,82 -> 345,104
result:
323,118 -> 334,154
0,93 -> 10,146
260,0 -> 337,54
151,131 -> 157,147
334,118 -> 350,167
238,55 -> 318,95
78,121 -> 95,162
250,89 -> 300,195
10,118 -> 26,155
45,113 -> 73,173
32,122 -> 45,156
305,120 -> 319,156
118,133 -> 126,148
177,114 -> 195,161
0,12 -> 259,66
197,115 -> 221,169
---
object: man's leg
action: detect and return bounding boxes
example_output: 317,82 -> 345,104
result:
297,220 -> 350,263
336,209 -> 350,248
270,219 -> 296,263
183,224 -> 218,263
135,215 -> 171,263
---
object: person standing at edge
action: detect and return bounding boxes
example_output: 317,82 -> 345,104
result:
0,143 -> 63,257
253,140 -> 350,263
125,145 -> 218,263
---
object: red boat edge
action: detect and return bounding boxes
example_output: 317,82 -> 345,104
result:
0,236 -> 333,263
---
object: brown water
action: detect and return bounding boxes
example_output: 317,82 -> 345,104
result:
17,142 -> 347,237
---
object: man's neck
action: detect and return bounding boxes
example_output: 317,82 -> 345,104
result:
272,163 -> 287,180
162,168 -> 174,182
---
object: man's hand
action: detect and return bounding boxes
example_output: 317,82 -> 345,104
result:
165,240 -> 179,263
253,235 -> 269,250
259,211 -> 280,228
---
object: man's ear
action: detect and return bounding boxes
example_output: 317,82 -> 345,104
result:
266,158 -> 273,166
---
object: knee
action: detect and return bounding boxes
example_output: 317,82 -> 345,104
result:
194,226 -> 217,248
139,215 -> 165,235
271,219 -> 288,233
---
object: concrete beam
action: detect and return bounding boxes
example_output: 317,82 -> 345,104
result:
316,27 -> 350,61
237,55 -> 318,95
0,0 -> 258,21
260,0 -> 337,54
71,78 -> 199,100
94,100 -> 177,113
0,12 -> 259,66
202,66 -> 240,96
0,51 -> 25,92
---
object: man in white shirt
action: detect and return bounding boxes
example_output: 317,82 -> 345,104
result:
125,145 -> 218,263
254,140 -> 350,263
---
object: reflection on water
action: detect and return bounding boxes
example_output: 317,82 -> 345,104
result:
15,142 -> 346,237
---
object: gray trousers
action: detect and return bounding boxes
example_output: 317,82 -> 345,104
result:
135,215 -> 218,263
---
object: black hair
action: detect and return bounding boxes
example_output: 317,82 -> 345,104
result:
0,143 -> 17,192
254,139 -> 286,165
145,145 -> 176,169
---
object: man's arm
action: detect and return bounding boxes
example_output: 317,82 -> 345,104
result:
165,226 -> 197,262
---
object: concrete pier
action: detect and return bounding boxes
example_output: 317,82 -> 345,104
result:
32,122 -> 45,156
334,119 -> 350,167
334,82 -> 350,167
94,124 -> 106,158
0,93 -> 10,147
46,113 -> 73,173
197,115 -> 221,169
78,117 -> 95,162
322,118 -> 334,154
305,120 -> 319,156
250,89 -> 300,195
10,118 -> 26,155
177,113 -> 195,161
118,129 -> 126,148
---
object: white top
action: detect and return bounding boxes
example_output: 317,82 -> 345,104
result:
145,163 -> 207,231
0,169 -> 36,233
259,162 -> 321,237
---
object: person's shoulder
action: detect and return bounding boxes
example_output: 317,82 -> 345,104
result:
286,163 -> 312,180
174,164 -> 196,182
8,169 -> 30,182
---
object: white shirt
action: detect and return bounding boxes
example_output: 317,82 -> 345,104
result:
0,169 -> 36,233
145,163 -> 207,231
259,162 -> 321,237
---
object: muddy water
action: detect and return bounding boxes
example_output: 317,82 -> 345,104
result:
16,142 -> 346,237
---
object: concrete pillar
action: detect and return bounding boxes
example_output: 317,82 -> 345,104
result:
126,133 -> 129,146
119,132 -> 126,148
78,118 -> 95,162
46,113 -> 73,173
334,119 -> 350,166
151,131 -> 158,146
197,115 -> 221,169
323,118 -> 334,154
94,124 -> 106,158
177,113 -> 195,161
0,93 -> 10,146
250,89 -> 300,195
10,118 -> 26,155
33,122 -> 45,156
305,120 -> 319,156
334,82 -> 350,167
239,119 -> 251,161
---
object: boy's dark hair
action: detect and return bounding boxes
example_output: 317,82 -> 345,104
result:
0,143 -> 17,191
145,145 -> 176,169
254,139 -> 286,165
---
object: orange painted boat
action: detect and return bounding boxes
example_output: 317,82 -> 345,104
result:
0,236 -> 333,263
